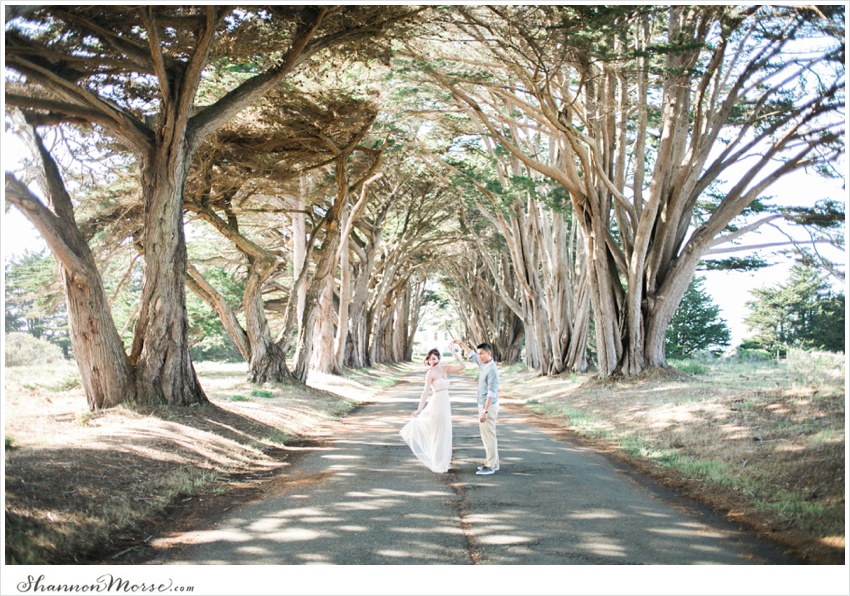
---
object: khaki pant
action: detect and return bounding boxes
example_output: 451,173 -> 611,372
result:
478,403 -> 499,469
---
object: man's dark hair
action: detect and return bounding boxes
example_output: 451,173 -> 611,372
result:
476,342 -> 493,354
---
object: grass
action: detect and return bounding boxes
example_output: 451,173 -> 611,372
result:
669,359 -> 709,375
162,469 -> 220,501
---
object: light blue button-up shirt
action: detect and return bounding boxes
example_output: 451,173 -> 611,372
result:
468,351 -> 499,408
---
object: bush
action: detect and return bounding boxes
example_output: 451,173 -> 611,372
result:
673,360 -> 708,375
786,348 -> 845,388
736,348 -> 773,362
4,332 -> 66,367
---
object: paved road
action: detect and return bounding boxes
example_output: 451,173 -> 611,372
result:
152,371 -> 795,565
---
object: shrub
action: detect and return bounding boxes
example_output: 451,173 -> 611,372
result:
786,348 -> 845,388
4,332 -> 66,367
736,348 -> 773,362
675,361 -> 708,375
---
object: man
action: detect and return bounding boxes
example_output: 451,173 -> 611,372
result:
453,340 -> 500,475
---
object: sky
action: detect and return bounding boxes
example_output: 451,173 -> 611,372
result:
699,171 -> 846,347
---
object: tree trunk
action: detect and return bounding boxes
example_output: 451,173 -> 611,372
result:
5,119 -> 136,410
294,220 -> 342,381
244,257 -> 293,384
186,202 -> 294,383
404,280 -> 425,361
310,273 -> 337,374
186,263 -> 250,361
333,212 -> 353,373
293,181 -> 309,329
131,146 -> 207,405
346,225 -> 383,368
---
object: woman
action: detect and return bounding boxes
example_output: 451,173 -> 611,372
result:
400,345 -> 465,473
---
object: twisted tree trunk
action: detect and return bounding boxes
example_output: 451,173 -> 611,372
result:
5,120 -> 136,410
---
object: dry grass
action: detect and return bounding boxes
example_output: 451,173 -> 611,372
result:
3,361 -> 409,564
502,350 -> 845,564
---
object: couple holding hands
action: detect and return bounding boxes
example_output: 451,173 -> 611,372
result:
400,340 -> 500,476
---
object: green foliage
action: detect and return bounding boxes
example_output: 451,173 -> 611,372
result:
744,263 -> 845,353
785,348 -> 845,388
4,332 -> 66,367
672,360 -> 709,375
4,250 -> 70,356
735,348 -> 774,362
665,276 -> 731,358
700,256 -> 769,272
250,389 -> 274,398
186,292 -> 244,363
784,199 -> 845,229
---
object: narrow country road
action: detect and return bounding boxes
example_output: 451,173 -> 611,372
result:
150,371 -> 795,565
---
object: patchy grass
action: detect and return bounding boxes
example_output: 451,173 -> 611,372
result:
3,361 -> 408,564
503,350 -> 845,564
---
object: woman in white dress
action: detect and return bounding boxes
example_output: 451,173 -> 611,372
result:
400,346 -> 465,473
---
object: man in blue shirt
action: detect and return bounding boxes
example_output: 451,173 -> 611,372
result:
453,340 -> 500,475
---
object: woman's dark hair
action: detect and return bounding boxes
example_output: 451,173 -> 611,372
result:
424,348 -> 441,363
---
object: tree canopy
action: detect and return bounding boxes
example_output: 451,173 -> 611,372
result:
4,5 -> 844,408
744,263 -> 845,353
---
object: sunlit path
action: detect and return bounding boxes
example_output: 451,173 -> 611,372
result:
152,372 -> 795,565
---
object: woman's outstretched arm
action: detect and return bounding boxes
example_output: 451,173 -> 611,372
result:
443,344 -> 466,373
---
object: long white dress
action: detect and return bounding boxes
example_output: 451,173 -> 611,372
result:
400,376 -> 452,473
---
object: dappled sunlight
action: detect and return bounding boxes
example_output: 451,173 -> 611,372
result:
576,536 -> 628,559
648,526 -> 723,539
820,536 -> 845,549
147,370 -> 801,566
309,363 -> 414,403
568,510 -> 621,520
479,534 -> 535,545
717,423 -> 751,439
774,442 -> 806,453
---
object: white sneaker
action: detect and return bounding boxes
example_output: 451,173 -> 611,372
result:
476,466 -> 497,475
477,464 -> 499,471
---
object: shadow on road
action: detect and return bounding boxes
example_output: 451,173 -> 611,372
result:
150,372 -> 797,565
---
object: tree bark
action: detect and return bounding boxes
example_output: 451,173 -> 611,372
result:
185,263 -> 250,361
293,180 -> 309,330
184,204 -> 293,383
244,257 -> 292,384
310,272 -> 337,374
5,120 -> 135,410
294,219 -> 342,381
130,145 -> 207,405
